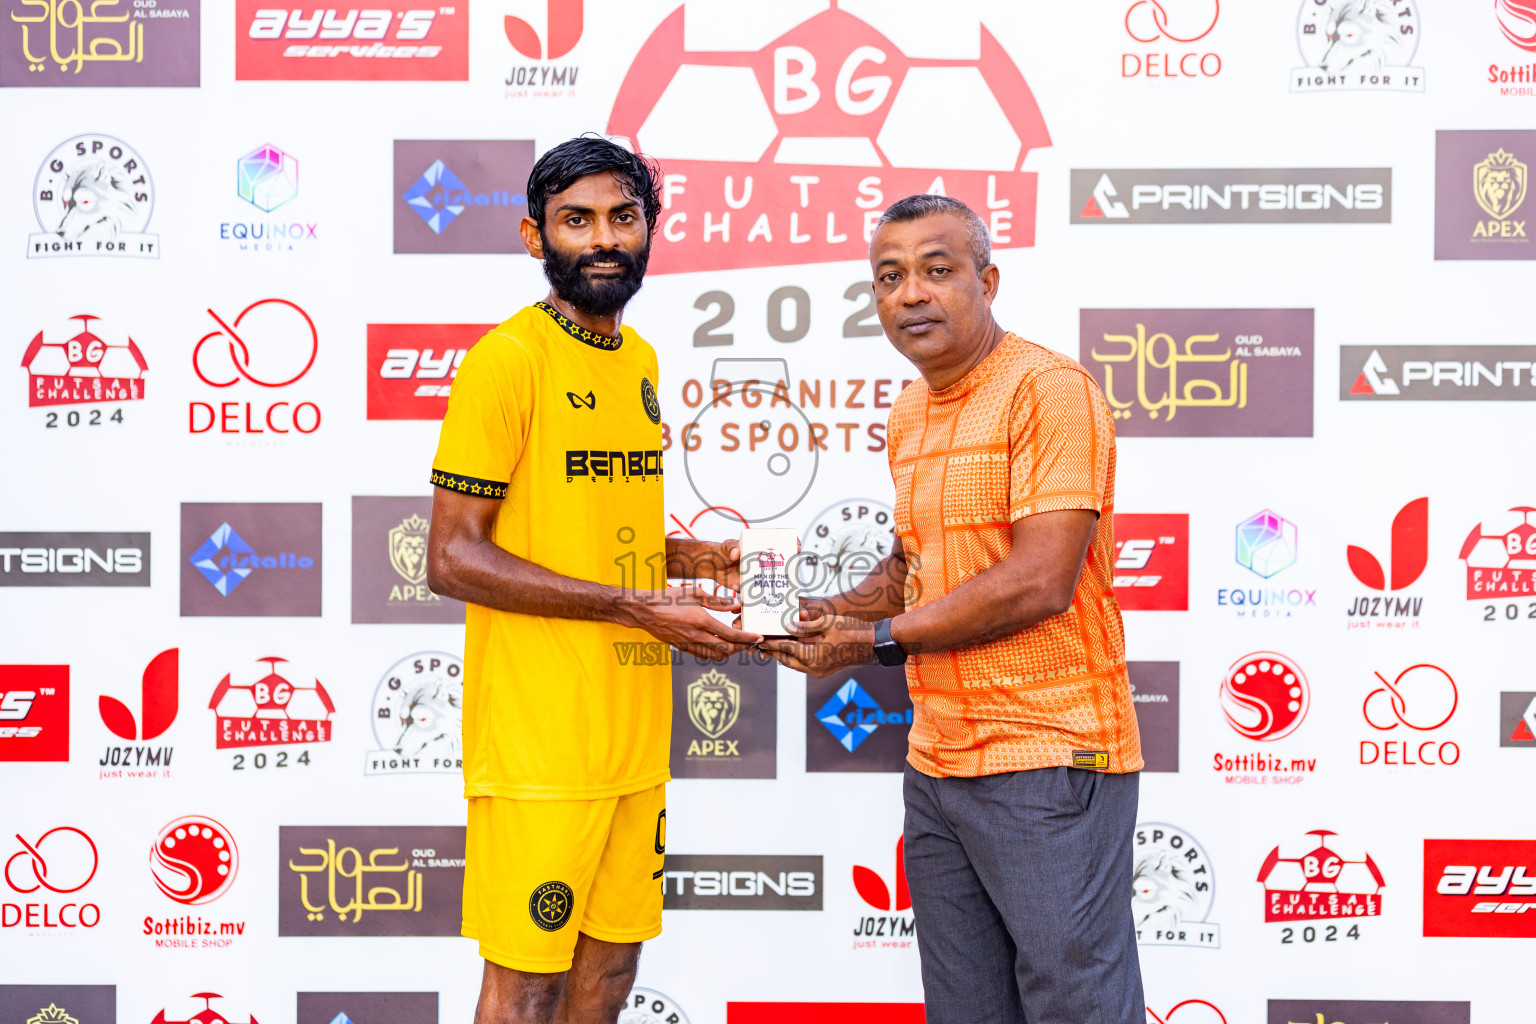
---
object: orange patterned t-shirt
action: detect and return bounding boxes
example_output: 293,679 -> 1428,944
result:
888,333 -> 1142,778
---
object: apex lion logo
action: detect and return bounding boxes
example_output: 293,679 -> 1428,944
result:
1474,148 -> 1529,221
388,513 -> 431,585
687,669 -> 740,740
54,161 -> 141,241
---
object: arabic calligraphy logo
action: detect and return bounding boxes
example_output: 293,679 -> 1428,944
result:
25,1006 -> 78,1024
1364,664 -> 1457,732
1125,0 -> 1220,42
686,669 -> 740,740
1496,0 -> 1536,51
237,143 -> 299,212
529,879 -> 574,931
192,298 -> 318,388
290,838 -> 423,923
1474,149 -> 1529,221
5,827 -> 98,894
29,134 -> 158,259
1346,497 -> 1428,591
1219,652 -> 1309,742
1093,322 -> 1246,423
151,815 -> 238,906
388,513 -> 430,585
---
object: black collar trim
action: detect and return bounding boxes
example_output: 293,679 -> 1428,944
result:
536,301 -> 623,351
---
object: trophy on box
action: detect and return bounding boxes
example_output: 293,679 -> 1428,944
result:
739,528 -> 801,637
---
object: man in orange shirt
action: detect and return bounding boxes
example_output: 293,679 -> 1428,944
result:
764,194 -> 1143,1024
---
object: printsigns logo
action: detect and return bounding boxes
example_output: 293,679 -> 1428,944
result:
180,503 -> 322,617
1290,0 -> 1424,93
1133,823 -> 1219,948
297,992 -> 439,1024
151,816 -> 238,905
366,324 -> 487,420
606,4 -> 1050,273
0,989 -> 114,1024
352,497 -> 464,623
1424,838 -> 1536,937
807,663 -> 912,772
29,135 -> 157,259
365,652 -> 462,775
1121,0 -> 1222,79
1436,131 -> 1534,260
1,0 -> 200,87
1219,652 -> 1309,741
1080,310 -> 1314,437
393,141 -> 534,254
278,826 -> 465,936
235,2 -> 468,81
672,655 -> 776,779
0,666 -> 68,762
1072,169 -> 1390,224
661,854 -> 821,910
1461,507 -> 1536,603
1258,830 -> 1383,922
1112,514 -> 1188,610
0,533 -> 149,587
1342,344 -> 1536,400
209,657 -> 333,751
1500,691 -> 1536,746
21,315 -> 147,412
1130,662 -> 1179,772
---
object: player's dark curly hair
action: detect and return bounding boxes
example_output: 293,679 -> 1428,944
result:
525,135 -> 663,231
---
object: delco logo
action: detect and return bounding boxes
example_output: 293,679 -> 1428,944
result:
1425,838 -> 1536,937
366,324 -> 488,420
235,2 -> 469,81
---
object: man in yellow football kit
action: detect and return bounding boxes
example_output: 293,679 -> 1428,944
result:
426,138 -> 758,1024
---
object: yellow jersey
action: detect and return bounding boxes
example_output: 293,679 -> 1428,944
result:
430,302 -> 669,800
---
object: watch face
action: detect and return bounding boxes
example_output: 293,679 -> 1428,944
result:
803,499 -> 896,597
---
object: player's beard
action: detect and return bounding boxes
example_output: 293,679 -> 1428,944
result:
540,234 -> 650,320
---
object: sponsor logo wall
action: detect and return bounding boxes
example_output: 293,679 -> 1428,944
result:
0,1 -> 1530,1021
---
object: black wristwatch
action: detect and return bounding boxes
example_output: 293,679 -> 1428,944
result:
873,618 -> 907,667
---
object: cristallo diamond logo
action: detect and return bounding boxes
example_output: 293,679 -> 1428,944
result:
189,523 -> 257,596
817,679 -> 896,752
403,160 -> 467,234
807,663 -> 912,772
237,144 -> 298,212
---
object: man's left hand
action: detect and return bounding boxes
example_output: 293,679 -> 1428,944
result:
758,612 -> 877,678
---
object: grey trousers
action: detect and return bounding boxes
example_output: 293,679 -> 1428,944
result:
903,764 -> 1144,1024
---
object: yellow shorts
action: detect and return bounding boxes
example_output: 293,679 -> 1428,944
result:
461,783 -> 666,972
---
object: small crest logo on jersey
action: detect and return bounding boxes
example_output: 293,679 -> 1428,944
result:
29,135 -> 157,259
529,880 -> 574,931
365,652 -> 463,775
1258,829 -> 1384,922
640,376 -> 661,424
208,656 -> 333,753
1134,823 -> 1220,948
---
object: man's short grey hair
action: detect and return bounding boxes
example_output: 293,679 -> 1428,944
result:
875,194 -> 992,273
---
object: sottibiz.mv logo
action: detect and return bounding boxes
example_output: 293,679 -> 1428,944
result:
606,3 -> 1050,273
1112,513 -> 1188,610
1425,838 -> 1536,937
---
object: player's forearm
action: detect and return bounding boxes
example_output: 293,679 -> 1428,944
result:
818,552 -> 910,621
666,536 -> 721,581
889,556 -> 1068,655
428,534 -> 642,628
